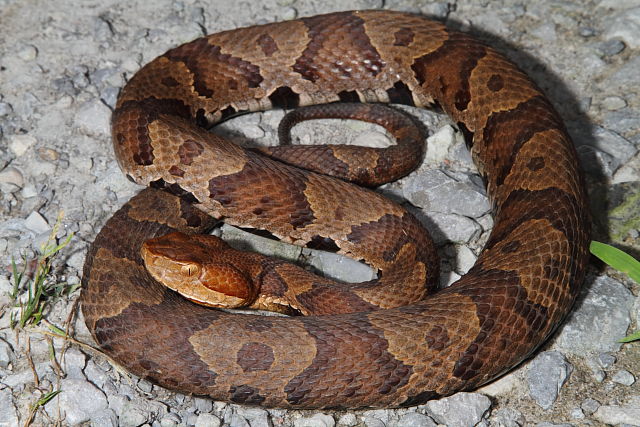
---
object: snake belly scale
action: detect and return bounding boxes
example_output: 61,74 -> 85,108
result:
80,10 -> 591,409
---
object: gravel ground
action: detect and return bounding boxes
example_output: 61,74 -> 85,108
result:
1,0 -> 640,426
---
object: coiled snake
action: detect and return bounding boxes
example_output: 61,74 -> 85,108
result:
80,10 -> 591,409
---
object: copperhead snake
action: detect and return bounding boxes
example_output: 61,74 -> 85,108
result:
80,10 -> 591,409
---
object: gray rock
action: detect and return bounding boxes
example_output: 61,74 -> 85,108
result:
569,408 -> 584,419
598,352 -> 616,368
362,417 -> 385,427
2,361 -> 53,387
603,7 -> 640,48
427,212 -> 482,244
120,403 -> 151,426
293,413 -> 335,427
594,402 -> 640,425
137,378 -> 154,393
230,414 -> 251,427
0,166 -> 24,190
161,412 -> 182,427
491,408 -> 526,427
235,407 -> 271,427
0,101 -> 12,116
602,96 -> 627,110
336,413 -> 357,426
63,347 -> 87,379
589,126 -> 637,166
75,99 -> 111,136
581,398 -> 601,415
612,369 -> 636,385
84,359 -> 111,389
0,339 -> 15,369
603,108 -> 640,136
577,144 -> 618,177
592,369 -> 606,383
535,423 -> 574,427
425,125 -> 457,164
403,170 -> 490,218
527,351 -> 573,410
302,246 -> 375,283
425,392 -> 491,427
396,412 -> 437,427
530,22 -> 557,42
195,413 -> 222,427
194,397 -> 213,414
609,55 -> 640,89
0,388 -> 18,427
555,275 -> 633,355
613,152 -> 640,184
598,39 -> 626,56
24,211 -> 50,234
90,408 -> 118,427
8,134 -> 36,157
362,409 -> 390,425
44,378 -> 108,425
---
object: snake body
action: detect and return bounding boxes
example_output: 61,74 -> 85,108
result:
80,10 -> 590,409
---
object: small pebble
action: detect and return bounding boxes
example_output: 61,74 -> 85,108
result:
0,340 -> 15,369
491,408 -> 526,427
425,392 -> 491,427
63,348 -> 87,379
24,211 -> 50,234
161,412 -> 182,427
194,397 -> 213,414
37,147 -> 60,162
44,378 -> 108,425
570,408 -> 584,419
598,352 -> 616,368
0,166 -> 24,189
8,134 -> 37,157
17,44 -> 38,61
75,99 -> 111,136
363,417 -> 385,427
397,412 -> 437,427
337,413 -> 357,426
602,96 -> 627,111
581,398 -> 601,415
612,370 -> 635,385
229,414 -> 250,427
594,403 -> 640,425
527,351 -> 573,410
578,26 -> 596,37
0,101 -> 12,116
593,369 -> 606,383
137,379 -> 154,393
599,39 -> 625,56
0,389 -> 19,427
281,7 -> 297,20
195,413 -> 221,427
294,413 -> 335,427
20,183 -> 38,198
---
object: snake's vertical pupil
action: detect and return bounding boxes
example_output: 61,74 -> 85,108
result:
182,264 -> 198,276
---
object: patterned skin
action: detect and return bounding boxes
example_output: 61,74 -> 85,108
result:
81,10 -> 590,409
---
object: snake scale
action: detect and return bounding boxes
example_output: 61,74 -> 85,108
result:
80,10 -> 591,409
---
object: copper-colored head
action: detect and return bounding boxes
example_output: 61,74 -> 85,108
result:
141,232 -> 258,308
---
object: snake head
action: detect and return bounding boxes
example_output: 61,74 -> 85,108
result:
141,231 -> 258,308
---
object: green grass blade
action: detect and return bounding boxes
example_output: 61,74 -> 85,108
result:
620,331 -> 640,343
35,390 -> 61,407
590,241 -> 640,283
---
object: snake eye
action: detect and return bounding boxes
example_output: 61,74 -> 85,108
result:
181,264 -> 200,277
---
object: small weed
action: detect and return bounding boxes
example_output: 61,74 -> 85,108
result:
590,241 -> 640,343
24,388 -> 61,426
10,212 -> 75,329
